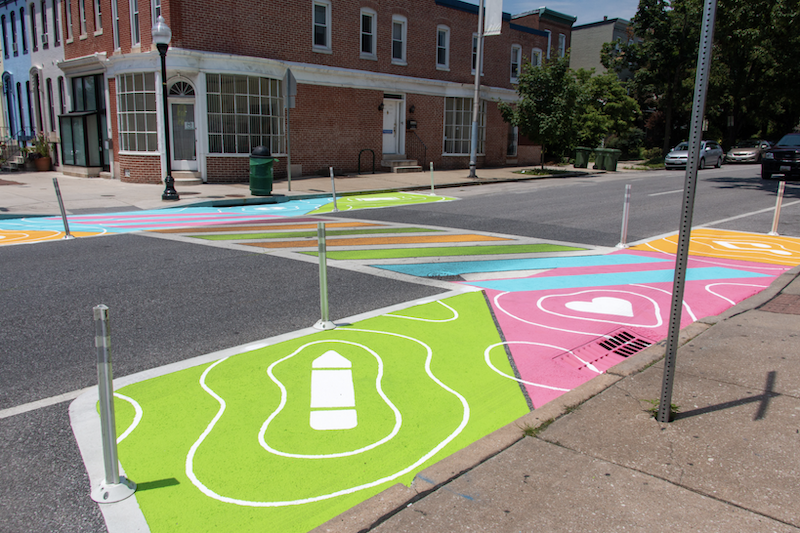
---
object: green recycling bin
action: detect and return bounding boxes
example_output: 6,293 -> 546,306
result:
574,147 -> 592,168
249,146 -> 274,196
606,149 -> 622,171
593,148 -> 610,170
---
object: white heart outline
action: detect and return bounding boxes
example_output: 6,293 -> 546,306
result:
537,289 -> 663,328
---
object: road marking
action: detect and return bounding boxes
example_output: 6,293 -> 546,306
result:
245,234 -> 509,249
700,199 -> 800,228
0,387 -> 92,419
649,189 -> 684,197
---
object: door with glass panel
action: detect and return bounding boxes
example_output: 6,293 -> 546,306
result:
168,81 -> 197,171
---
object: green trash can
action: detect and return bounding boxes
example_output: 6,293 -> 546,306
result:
606,149 -> 623,172
593,148 -> 610,170
574,147 -> 592,168
249,146 -> 274,196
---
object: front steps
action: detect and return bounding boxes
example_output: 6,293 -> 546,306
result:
381,157 -> 422,173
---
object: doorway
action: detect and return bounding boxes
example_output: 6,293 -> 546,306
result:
168,81 -> 197,171
382,96 -> 403,155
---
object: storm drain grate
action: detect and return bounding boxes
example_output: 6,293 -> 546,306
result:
555,329 -> 655,371
597,331 -> 653,357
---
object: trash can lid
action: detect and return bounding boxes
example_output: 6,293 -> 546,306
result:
251,145 -> 272,157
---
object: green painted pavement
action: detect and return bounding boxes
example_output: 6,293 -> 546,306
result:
111,292 -> 528,533
302,243 -> 586,260
191,227 -> 441,241
309,192 -> 455,214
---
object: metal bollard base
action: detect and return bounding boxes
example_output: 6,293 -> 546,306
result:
90,475 -> 136,504
615,243 -> 629,249
313,319 -> 337,331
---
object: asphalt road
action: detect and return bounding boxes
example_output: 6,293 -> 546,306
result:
334,165 -> 800,244
2,163 -> 798,532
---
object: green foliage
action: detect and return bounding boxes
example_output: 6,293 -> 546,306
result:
500,56 -> 639,162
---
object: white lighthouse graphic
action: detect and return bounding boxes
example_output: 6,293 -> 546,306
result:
310,351 -> 357,430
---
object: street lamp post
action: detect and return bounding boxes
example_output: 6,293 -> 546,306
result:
152,16 -> 179,201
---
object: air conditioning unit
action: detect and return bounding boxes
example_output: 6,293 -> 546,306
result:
41,34 -> 48,46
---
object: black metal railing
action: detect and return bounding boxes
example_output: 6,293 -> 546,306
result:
358,148 -> 375,175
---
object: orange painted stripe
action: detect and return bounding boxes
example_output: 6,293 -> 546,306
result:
246,234 -> 510,249
155,221 -> 380,234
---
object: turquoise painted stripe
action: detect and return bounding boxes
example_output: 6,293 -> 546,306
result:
464,267 -> 769,292
375,254 -> 668,277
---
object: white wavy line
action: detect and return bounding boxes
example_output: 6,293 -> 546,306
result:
536,289 -> 663,329
494,291 -> 614,340
114,393 -> 143,444
629,283 -> 697,323
705,282 -> 769,306
259,339 -> 402,459
186,329 -> 470,507
485,342 -> 586,387
386,301 -> 459,322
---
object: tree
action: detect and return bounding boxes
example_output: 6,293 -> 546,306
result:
499,55 -> 582,165
603,0 -> 703,155
500,55 -> 640,164
574,70 -> 640,149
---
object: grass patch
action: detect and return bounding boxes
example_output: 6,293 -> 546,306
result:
624,156 -> 665,171
642,399 -> 680,420
514,168 -> 571,176
519,418 -> 554,437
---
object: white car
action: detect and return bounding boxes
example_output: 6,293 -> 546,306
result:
665,141 -> 724,170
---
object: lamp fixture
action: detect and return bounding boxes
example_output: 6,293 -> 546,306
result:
378,103 -> 384,111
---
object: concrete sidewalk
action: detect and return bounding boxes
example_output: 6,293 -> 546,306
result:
315,266 -> 800,532
0,163 -> 630,217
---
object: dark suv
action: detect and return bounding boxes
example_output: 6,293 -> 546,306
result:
762,133 -> 800,180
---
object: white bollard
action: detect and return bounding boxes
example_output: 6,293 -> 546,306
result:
313,223 -> 336,330
768,181 -> 786,236
90,305 -> 136,503
430,162 -> 435,195
53,178 -> 75,240
330,167 -> 339,212
616,184 -> 632,248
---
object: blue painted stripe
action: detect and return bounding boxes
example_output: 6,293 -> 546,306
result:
375,254 -> 667,277
466,267 -> 769,292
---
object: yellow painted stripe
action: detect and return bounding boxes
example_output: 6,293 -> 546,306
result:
631,229 -> 800,266
154,221 -> 380,234
245,234 -> 510,249
0,230 -> 102,245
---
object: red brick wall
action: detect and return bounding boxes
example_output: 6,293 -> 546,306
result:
118,154 -> 162,183
206,156 -> 288,183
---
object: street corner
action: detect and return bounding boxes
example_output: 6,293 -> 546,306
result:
81,291 -> 530,533
0,228 -> 105,245
630,228 -> 800,267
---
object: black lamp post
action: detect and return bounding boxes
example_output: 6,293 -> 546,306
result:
152,16 -> 179,201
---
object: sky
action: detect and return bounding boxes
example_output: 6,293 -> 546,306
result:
466,0 -> 640,26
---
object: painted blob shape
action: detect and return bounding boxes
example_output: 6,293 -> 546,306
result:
310,351 -> 357,431
565,296 -> 634,318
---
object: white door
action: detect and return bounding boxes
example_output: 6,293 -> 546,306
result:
170,102 -> 197,171
382,99 -> 401,154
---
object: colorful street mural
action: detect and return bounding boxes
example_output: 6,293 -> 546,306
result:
0,193 -> 452,246
75,226 -> 800,533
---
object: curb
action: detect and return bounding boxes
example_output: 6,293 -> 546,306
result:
311,267 -> 800,533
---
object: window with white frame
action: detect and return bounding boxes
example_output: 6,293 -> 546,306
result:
206,73 -> 285,155
64,0 -> 73,41
30,3 -> 38,51
151,0 -> 160,25
531,47 -> 542,67
20,8 -> 28,53
116,72 -> 158,152
558,33 -> 566,57
111,0 -> 119,48
312,0 -> 330,51
510,44 -> 521,82
360,8 -> 376,59
391,15 -> 406,64
443,97 -> 485,155
130,0 -> 139,45
544,29 -> 551,59
78,0 -> 86,35
54,0 -> 61,44
471,34 -> 484,74
436,25 -> 449,70
40,0 -> 48,48
94,0 -> 102,32
507,124 -> 518,157
10,11 -> 18,55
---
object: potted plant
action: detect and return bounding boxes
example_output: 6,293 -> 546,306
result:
30,133 -> 52,171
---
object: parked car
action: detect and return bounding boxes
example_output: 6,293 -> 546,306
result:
664,140 -> 724,169
761,133 -> 800,180
725,139 -> 771,163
